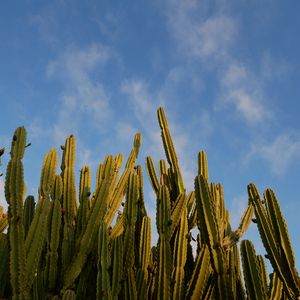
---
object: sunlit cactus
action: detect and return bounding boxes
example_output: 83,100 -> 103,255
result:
1,108 -> 299,299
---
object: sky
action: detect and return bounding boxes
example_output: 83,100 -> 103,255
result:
0,1 -> 300,269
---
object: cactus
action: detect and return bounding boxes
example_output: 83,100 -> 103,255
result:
240,240 -> 268,300
97,222 -> 111,300
5,127 -> 28,300
248,184 -> 300,299
2,107 -> 299,300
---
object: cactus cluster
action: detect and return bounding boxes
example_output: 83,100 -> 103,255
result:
0,108 -> 299,299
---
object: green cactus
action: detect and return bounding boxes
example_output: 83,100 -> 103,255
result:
240,239 -> 268,300
185,245 -> 211,299
156,185 -> 172,300
248,184 -> 300,299
111,235 -> 123,298
2,107 -> 299,300
23,196 -> 35,237
97,222 -> 111,300
172,208 -> 188,300
5,127 -> 28,300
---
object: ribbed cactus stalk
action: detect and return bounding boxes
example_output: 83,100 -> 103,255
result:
172,208 -> 188,300
185,245 -> 211,299
123,171 -> 138,275
137,216 -> 151,300
111,235 -> 123,298
5,127 -> 28,300
156,185 -> 172,300
248,184 -> 300,299
61,135 -> 77,275
75,165 -> 91,239
157,107 -> 184,195
25,148 -> 57,290
46,196 -> 62,291
23,196 -> 35,237
62,289 -> 76,300
240,240 -> 268,300
97,222 -> 111,300
104,133 -> 141,226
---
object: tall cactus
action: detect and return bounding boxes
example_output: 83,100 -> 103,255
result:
5,127 -> 28,300
248,184 -> 300,299
2,107 -> 299,300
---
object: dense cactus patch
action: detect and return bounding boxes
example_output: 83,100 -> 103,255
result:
0,108 -> 299,299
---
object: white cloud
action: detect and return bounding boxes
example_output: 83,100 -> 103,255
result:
249,133 -> 300,175
47,44 -> 112,143
166,0 -> 236,60
165,1 -> 271,126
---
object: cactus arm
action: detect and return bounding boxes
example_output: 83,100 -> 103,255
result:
123,172 -> 138,271
146,156 -> 159,194
139,216 -> 151,272
61,135 -> 77,225
240,240 -> 267,300
104,133 -> 141,226
136,269 -> 147,300
186,191 -> 195,214
110,214 -> 124,239
195,175 -> 222,272
24,148 -> 58,290
172,208 -> 188,300
222,204 -> 254,250
62,290 -> 76,300
136,216 -> 151,300
198,151 -> 209,180
111,235 -> 123,297
40,148 -> 58,194
248,184 -> 284,275
23,196 -> 35,238
156,185 -> 172,300
125,268 -> 138,300
25,194 -> 51,290
269,272 -> 283,300
157,107 -> 184,194
97,223 -> 111,300
47,198 -> 62,290
169,193 -> 186,238
76,166 -> 91,239
185,245 -> 211,300
264,189 -> 297,273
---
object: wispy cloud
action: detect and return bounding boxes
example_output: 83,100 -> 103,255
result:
166,0 -> 236,61
248,133 -> 300,175
165,0 -> 270,125
47,43 -> 112,143
219,63 -> 268,123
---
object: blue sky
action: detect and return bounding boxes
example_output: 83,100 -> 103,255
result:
1,1 -> 300,269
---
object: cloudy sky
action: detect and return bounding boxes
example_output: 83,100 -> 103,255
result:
1,1 -> 300,268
